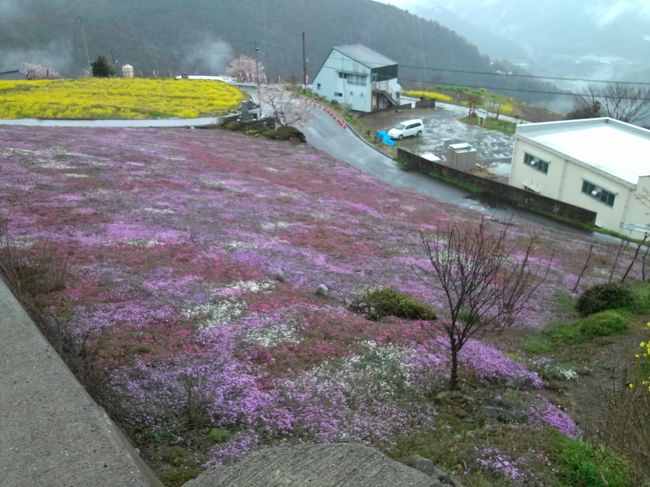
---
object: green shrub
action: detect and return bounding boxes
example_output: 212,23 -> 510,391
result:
549,431 -> 630,487
577,310 -> 627,337
576,283 -> 634,316
349,287 -> 436,321
208,428 -> 233,443
273,125 -> 305,142
221,120 -> 243,131
543,310 -> 628,346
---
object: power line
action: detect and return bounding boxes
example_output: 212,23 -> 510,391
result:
400,78 -> 650,101
397,64 -> 650,86
316,56 -> 650,87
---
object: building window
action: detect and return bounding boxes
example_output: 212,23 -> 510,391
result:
523,153 -> 549,174
334,92 -> 343,97
338,72 -> 366,85
317,83 -> 321,90
582,180 -> 615,207
347,74 -> 366,85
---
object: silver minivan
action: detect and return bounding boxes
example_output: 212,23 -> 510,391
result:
388,119 -> 424,139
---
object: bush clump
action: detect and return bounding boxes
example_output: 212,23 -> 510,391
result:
576,282 -> 633,316
265,125 -> 306,142
208,428 -> 233,443
349,287 -> 436,321
577,310 -> 628,337
543,310 -> 628,346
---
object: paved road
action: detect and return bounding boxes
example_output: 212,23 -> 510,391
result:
0,278 -> 160,486
297,103 -> 604,238
297,106 -> 487,212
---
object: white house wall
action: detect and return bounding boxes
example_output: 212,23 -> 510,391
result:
312,50 -> 372,112
509,138 -> 649,236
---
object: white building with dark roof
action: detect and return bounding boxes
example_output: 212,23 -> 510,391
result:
311,44 -> 403,112
508,117 -> 650,237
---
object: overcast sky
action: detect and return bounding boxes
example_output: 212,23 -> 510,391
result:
379,0 -> 650,27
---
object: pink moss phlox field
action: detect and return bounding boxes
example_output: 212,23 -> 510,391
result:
0,126 -> 601,463
527,396 -> 580,437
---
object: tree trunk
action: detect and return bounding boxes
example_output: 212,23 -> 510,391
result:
449,346 -> 459,390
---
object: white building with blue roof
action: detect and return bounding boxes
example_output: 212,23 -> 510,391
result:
311,44 -> 403,113
509,117 -> 650,237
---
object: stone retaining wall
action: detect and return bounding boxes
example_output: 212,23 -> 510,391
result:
397,149 -> 597,226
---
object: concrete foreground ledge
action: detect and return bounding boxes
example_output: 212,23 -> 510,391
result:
0,278 -> 159,487
186,443 -> 442,487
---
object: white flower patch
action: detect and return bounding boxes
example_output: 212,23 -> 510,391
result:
310,212 -> 329,220
52,148 -> 91,159
63,173 -> 89,179
263,166 -> 281,173
217,279 -> 275,297
278,191 -> 300,199
226,241 -> 258,250
203,179 -> 244,192
312,341 -> 416,397
41,161 -> 76,170
261,221 -> 292,231
182,299 -> 244,330
143,207 -> 175,215
244,322 -> 301,347
124,239 -> 161,248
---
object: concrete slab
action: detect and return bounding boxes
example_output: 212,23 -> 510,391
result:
186,443 -> 442,487
0,278 -> 160,487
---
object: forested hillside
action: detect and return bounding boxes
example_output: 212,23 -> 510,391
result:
0,0 -> 553,101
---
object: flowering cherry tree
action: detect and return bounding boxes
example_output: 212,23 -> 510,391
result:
226,55 -> 264,82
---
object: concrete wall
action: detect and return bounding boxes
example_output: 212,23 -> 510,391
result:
312,50 -> 372,112
509,137 -> 649,237
398,149 -> 597,226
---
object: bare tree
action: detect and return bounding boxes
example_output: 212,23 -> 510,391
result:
464,91 -> 483,116
260,85 -> 313,126
226,55 -> 265,83
573,244 -> 595,293
421,219 -> 550,389
570,83 -> 650,123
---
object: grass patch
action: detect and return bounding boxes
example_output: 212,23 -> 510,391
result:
424,171 -> 485,194
525,310 -> 628,355
461,115 -> 516,135
393,422 -> 630,487
0,78 -> 244,119
548,430 -> 630,487
208,428 -> 233,443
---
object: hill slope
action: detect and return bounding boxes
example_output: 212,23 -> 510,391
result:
0,0 -> 552,101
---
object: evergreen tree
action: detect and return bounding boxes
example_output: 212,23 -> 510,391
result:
91,56 -> 115,77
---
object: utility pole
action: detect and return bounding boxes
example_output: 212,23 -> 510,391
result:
254,41 -> 261,113
78,16 -> 91,68
302,31 -> 307,92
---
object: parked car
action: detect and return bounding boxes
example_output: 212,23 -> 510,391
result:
388,119 -> 424,139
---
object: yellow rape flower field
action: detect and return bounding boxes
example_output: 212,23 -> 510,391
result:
402,90 -> 453,103
0,78 -> 245,119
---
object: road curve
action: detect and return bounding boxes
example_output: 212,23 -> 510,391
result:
297,106 -> 485,210
297,103 -> 603,238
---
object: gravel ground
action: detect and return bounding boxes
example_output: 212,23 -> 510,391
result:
361,106 -> 516,180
